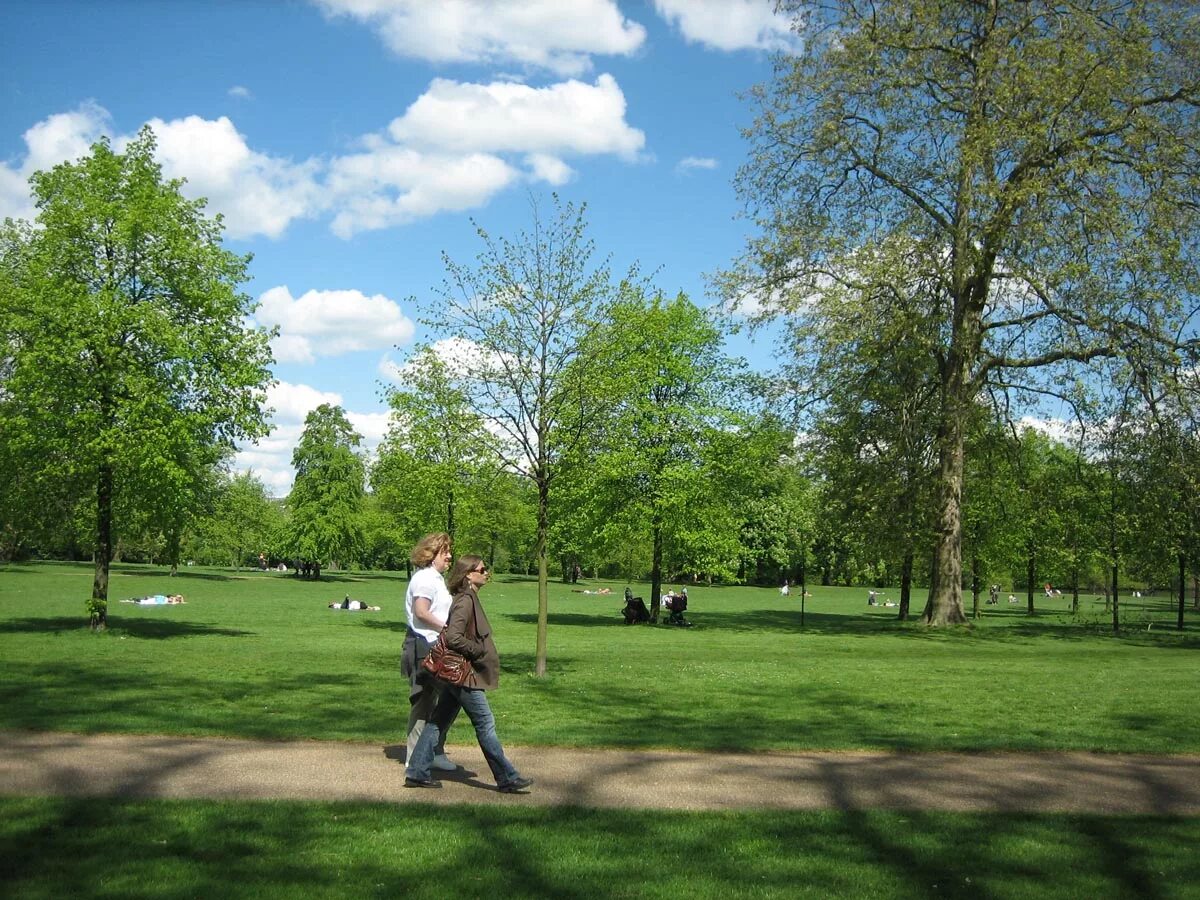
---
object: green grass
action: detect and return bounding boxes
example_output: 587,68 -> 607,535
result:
2,796 -> 1198,899
3,562 -> 1198,899
1,561 -> 1196,753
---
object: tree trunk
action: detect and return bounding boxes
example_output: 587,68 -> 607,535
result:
1177,552 -> 1186,631
90,461 -> 114,630
535,475 -> 549,677
924,391 -> 969,626
971,555 -> 981,620
1026,552 -> 1036,616
1071,567 -> 1080,615
898,551 -> 912,621
1111,562 -> 1120,634
649,519 -> 663,623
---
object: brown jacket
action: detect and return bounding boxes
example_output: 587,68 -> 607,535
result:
443,585 -> 500,690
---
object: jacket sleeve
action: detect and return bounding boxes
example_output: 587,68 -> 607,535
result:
444,594 -> 485,661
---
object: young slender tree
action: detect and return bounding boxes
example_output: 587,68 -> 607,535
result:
721,0 -> 1200,625
0,129 -> 273,627
421,196 -> 625,675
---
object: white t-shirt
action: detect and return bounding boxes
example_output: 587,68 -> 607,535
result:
405,565 -> 453,643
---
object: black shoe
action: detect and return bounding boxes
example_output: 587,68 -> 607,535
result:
498,776 -> 534,793
404,776 -> 441,789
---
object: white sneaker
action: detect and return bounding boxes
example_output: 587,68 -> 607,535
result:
431,754 -> 458,772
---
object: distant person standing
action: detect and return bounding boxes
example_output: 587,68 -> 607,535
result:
780,579 -> 790,597
400,532 -> 460,772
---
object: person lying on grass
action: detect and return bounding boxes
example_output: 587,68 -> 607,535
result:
329,598 -> 381,611
121,595 -> 185,605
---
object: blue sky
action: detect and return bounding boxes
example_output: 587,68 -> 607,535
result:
1,0 -> 796,495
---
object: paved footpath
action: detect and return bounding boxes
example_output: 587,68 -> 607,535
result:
2,730 -> 1199,814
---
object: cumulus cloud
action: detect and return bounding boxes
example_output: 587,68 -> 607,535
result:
389,75 -> 644,159
312,0 -> 646,76
653,0 -> 801,53
676,155 -> 718,174
138,115 -> 321,240
0,102 -> 109,222
5,73 -> 644,240
325,75 -> 642,237
525,153 -> 574,185
327,147 -> 519,238
255,285 -> 417,362
0,104 -> 320,240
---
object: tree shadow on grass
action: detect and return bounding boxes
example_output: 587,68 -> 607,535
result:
2,795 -> 1194,899
113,569 -> 242,582
0,616 -> 253,639
506,612 -> 620,628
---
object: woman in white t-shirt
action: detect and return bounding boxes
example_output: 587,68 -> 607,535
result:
400,532 -> 461,771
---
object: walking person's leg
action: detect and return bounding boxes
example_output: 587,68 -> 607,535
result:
456,687 -> 529,790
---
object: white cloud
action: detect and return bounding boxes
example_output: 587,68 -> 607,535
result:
347,410 -> 393,446
267,380 -> 344,423
0,102 -> 109,222
139,115 -> 321,240
676,155 -> 718,174
312,0 -> 646,76
1018,416 -> 1085,447
525,153 -> 574,185
653,0 -> 801,53
255,285 -> 417,361
0,104 -> 320,240
388,75 -> 644,160
327,147 -> 519,238
324,75 -> 642,236
5,73 -> 643,241
228,85 -> 253,99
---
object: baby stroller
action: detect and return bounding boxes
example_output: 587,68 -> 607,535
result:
621,595 -> 651,624
664,592 -> 691,627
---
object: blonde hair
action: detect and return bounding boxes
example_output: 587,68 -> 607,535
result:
410,532 -> 451,568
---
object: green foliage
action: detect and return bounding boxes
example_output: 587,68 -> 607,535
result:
194,471 -> 283,569
0,128 -> 274,620
553,290 -> 754,601
281,404 -> 365,573
724,0 -> 1200,625
373,345 -> 496,548
421,195 -> 628,674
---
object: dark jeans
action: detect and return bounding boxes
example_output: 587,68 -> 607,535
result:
407,684 -> 520,787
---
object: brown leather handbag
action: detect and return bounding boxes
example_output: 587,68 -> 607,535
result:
421,632 -> 473,685
420,599 -> 477,686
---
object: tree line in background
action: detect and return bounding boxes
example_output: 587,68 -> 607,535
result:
2,2 -> 1199,653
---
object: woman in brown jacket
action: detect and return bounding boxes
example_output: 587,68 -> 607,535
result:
404,554 -> 533,793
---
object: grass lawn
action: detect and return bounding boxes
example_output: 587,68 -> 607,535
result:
2,561 -> 1198,899
2,797 -> 1198,900
1,561 -> 1196,753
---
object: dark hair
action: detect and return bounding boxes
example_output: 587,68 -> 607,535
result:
446,554 -> 485,594
410,532 -> 450,568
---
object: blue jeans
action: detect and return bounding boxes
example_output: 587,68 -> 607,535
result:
406,685 -> 521,787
